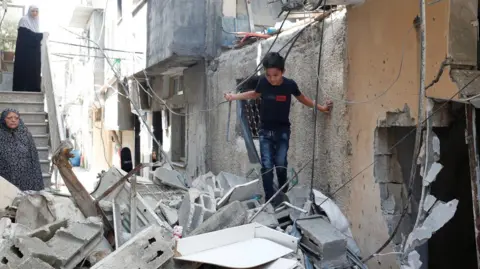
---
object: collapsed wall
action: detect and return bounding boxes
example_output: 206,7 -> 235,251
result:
205,10 -> 350,197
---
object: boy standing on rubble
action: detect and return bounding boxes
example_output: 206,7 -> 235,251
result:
224,52 -> 333,204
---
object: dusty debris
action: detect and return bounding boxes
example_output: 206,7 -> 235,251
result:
178,189 -> 216,234
189,200 -> 248,236
158,203 -> 179,226
0,168 -> 367,269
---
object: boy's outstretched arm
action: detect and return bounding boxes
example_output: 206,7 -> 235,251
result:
295,94 -> 333,113
224,91 -> 261,101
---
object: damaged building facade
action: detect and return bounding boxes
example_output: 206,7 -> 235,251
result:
54,0 -> 480,268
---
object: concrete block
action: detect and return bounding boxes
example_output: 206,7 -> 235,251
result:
46,219 -> 104,268
192,172 -> 224,198
189,201 -> 248,236
154,168 -> 188,190
242,200 -> 279,228
14,236 -> 60,266
297,218 -> 348,268
91,225 -> 174,269
158,203 -> 179,226
178,189 -> 216,234
18,257 -> 55,269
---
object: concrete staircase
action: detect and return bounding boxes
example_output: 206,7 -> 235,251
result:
0,91 -> 51,186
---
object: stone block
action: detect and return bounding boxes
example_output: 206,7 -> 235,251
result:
379,183 -> 407,215
178,189 -> 216,234
189,201 -> 248,236
297,218 -> 348,268
91,225 -> 174,269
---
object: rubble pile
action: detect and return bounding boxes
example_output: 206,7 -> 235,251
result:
0,166 -> 367,269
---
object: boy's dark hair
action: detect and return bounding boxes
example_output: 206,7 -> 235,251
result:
262,52 -> 285,72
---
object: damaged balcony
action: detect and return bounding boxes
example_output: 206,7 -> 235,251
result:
146,0 -> 208,75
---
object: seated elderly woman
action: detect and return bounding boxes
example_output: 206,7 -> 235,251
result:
0,108 -> 44,191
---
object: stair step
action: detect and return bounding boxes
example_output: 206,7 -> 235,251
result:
0,91 -> 44,103
0,101 -> 44,113
20,112 -> 46,124
33,134 -> 49,147
42,173 -> 51,188
25,123 -> 48,135
37,147 -> 49,160
40,160 -> 50,174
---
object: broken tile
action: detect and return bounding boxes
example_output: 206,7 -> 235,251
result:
189,200 -> 248,236
154,168 -> 188,190
91,225 -> 174,269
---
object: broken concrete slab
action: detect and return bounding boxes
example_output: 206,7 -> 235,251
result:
217,179 -> 263,208
27,219 -> 68,241
404,199 -> 459,253
158,203 -> 179,226
216,171 -> 249,191
46,218 -> 104,269
179,189 -> 216,234
154,168 -> 188,190
17,257 -> 55,269
243,199 -> 279,228
15,192 -> 85,230
192,172 -> 220,196
91,225 -> 174,269
423,162 -> 443,186
3,223 -> 31,240
0,176 -> 21,211
189,201 -> 248,236
297,217 -> 348,268
16,192 -> 56,230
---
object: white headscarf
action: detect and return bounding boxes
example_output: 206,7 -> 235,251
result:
18,5 -> 39,33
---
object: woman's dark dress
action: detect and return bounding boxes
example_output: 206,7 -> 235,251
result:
12,27 -> 43,92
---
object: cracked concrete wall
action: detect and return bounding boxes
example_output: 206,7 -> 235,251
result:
204,11 -> 350,196
346,0 -> 460,268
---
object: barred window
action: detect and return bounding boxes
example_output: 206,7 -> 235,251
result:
245,99 -> 261,139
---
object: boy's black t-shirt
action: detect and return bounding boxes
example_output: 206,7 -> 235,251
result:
254,76 -> 301,130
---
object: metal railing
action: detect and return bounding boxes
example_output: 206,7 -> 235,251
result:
41,36 -> 65,187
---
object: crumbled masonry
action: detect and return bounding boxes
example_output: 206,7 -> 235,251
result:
0,169 -> 373,268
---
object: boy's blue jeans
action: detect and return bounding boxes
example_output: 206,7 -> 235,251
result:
259,128 -> 290,201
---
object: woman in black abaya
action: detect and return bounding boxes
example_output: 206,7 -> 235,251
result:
12,5 -> 45,92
